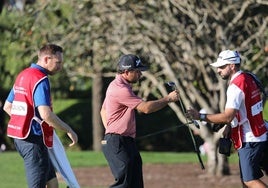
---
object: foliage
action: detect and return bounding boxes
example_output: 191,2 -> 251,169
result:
0,1 -> 74,97
1,1 -> 267,105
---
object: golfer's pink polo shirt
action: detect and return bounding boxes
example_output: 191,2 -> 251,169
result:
102,74 -> 143,138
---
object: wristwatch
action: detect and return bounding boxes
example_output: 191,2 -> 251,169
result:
199,113 -> 207,121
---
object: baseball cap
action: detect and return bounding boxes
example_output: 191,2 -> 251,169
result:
118,54 -> 148,71
210,50 -> 241,68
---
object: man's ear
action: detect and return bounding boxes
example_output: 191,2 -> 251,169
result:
230,64 -> 236,70
43,56 -> 49,64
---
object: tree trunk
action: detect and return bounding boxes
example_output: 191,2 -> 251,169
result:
206,140 -> 217,175
92,72 -> 104,151
205,138 -> 230,176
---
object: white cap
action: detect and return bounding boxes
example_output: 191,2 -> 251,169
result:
210,50 -> 241,68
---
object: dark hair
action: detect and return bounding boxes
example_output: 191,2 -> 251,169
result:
234,63 -> 241,69
38,44 -> 63,56
117,69 -> 126,74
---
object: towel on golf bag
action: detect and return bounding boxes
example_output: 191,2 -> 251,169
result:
48,131 -> 80,188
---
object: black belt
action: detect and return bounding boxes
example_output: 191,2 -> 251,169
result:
106,133 -> 134,141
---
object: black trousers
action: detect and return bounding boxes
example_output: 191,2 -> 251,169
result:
102,134 -> 144,188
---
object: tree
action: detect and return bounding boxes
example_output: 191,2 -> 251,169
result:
69,0 -> 267,176
68,0 -> 267,176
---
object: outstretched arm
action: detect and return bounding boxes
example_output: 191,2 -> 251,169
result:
186,107 -> 237,124
136,90 -> 179,114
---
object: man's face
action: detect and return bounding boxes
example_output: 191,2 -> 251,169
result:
125,69 -> 142,83
217,64 -> 232,80
45,52 -> 63,75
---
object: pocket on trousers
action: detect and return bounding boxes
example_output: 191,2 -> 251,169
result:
102,134 -> 121,154
110,135 -> 121,154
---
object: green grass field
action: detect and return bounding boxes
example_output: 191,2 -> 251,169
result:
0,151 -> 239,188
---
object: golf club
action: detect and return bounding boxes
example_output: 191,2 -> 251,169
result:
166,81 -> 205,169
166,82 -> 199,128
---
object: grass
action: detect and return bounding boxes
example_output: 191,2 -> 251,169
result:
264,102 -> 268,120
0,151 -> 239,188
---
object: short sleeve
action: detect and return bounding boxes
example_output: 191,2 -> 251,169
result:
33,78 -> 51,107
225,84 -> 244,110
6,88 -> 15,103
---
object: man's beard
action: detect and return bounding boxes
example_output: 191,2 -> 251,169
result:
220,71 -> 231,80
221,75 -> 229,80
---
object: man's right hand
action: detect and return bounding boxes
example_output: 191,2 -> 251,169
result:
168,90 -> 180,102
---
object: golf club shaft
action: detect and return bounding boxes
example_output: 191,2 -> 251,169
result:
178,97 -> 205,169
168,82 -> 205,169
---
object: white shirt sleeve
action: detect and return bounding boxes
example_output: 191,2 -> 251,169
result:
225,84 -> 244,110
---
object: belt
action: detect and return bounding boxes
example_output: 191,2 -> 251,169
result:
105,133 -> 134,142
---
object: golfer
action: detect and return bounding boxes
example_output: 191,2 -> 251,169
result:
100,54 -> 179,188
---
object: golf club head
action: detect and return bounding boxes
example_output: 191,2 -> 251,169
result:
166,81 -> 177,91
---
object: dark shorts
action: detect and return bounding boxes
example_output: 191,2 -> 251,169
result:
238,142 -> 266,182
14,135 -> 56,188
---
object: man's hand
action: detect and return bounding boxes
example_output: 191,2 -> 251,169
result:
167,90 -> 180,102
186,108 -> 200,120
67,129 -> 78,147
